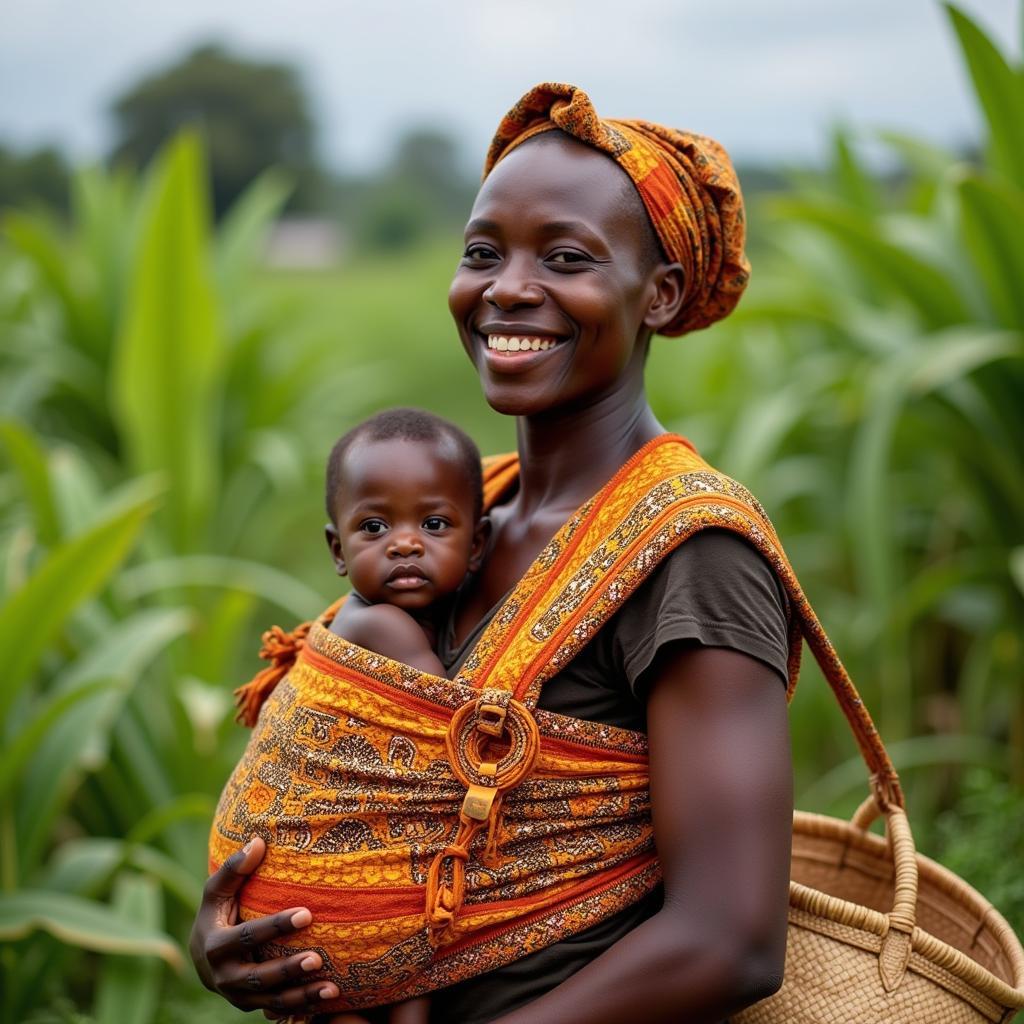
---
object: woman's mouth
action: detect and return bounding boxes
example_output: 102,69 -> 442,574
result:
486,335 -> 559,352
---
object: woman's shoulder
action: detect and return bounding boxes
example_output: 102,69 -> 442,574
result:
611,527 -> 791,693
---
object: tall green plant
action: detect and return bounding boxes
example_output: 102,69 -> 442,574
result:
0,130 -> 367,1020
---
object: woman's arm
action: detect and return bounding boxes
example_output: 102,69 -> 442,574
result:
490,643 -> 793,1024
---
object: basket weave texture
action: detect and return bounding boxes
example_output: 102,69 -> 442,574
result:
732,798 -> 1024,1023
733,602 -> 1024,1023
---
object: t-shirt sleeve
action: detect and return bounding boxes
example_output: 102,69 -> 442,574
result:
611,528 -> 790,695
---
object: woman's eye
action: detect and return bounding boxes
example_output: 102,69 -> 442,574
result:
360,520 -> 388,536
422,516 -> 449,532
547,250 -> 591,265
463,243 -> 499,262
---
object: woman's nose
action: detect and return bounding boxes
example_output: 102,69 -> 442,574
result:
483,255 -> 543,309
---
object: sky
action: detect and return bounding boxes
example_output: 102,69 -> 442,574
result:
1,0 -> 1019,175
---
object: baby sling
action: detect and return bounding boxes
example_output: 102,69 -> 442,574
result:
210,434 -> 1024,1018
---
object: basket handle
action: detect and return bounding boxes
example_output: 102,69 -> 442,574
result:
795,602 -> 905,812
848,793 -> 920,990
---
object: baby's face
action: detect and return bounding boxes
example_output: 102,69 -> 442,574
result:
327,437 -> 483,611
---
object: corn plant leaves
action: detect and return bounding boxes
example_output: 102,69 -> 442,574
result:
93,874 -> 166,1024
216,167 -> 292,296
0,419 -> 61,546
0,488 -> 159,729
16,608 -> 191,871
117,553 -> 328,620
0,678 -> 119,805
771,198 -> 969,329
0,889 -> 181,968
945,3 -> 1024,190
44,837 -> 203,911
1010,548 -> 1024,599
111,133 -> 221,553
957,172 -> 1024,328
3,211 -> 105,360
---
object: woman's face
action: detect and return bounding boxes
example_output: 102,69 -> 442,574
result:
448,135 -> 667,418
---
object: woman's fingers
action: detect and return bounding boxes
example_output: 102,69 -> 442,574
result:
204,906 -> 313,965
221,949 -> 325,992
202,836 -> 267,912
252,980 -> 340,1014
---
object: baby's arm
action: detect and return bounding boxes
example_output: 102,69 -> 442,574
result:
329,601 -> 445,676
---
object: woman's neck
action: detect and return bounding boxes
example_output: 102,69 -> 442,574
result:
513,380 -> 665,518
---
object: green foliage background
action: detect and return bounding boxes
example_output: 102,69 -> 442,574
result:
0,5 -> 1021,1020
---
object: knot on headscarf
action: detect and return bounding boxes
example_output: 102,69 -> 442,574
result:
483,83 -> 750,336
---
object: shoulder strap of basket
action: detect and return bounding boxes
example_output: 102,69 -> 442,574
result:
463,436 -> 904,809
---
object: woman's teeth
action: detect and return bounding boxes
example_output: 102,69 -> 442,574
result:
487,335 -> 557,352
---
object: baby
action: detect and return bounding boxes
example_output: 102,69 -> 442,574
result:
308,408 -> 489,1024
323,407 -> 488,674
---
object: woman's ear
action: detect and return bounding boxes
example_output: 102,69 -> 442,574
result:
468,516 -> 492,573
643,263 -> 686,333
325,523 -> 347,576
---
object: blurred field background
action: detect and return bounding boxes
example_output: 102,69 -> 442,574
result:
1,3 -> 1023,1021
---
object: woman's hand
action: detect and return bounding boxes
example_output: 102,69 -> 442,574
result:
189,836 -> 341,1015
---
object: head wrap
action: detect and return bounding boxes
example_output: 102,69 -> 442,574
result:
483,83 -> 750,336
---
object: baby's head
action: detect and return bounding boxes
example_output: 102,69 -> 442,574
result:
324,408 -> 487,612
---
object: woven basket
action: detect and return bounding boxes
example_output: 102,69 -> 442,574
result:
732,594 -> 1024,1022
731,795 -> 1024,1023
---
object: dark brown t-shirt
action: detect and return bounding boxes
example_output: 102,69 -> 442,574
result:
429,528 -> 790,1024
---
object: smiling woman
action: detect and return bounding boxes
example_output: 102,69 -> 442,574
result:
190,83 -> 794,1024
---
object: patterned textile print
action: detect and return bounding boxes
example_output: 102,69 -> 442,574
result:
211,434 -> 825,1013
483,82 -> 750,336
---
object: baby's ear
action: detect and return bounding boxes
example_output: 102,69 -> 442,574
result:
468,516 -> 492,573
325,523 -> 347,576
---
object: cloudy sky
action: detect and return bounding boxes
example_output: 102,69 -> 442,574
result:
2,0 -> 1018,174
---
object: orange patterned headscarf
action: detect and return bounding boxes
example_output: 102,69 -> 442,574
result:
484,83 -> 750,336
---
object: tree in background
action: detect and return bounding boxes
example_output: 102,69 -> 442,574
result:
0,144 -> 70,213
109,43 -> 322,217
340,127 -> 476,252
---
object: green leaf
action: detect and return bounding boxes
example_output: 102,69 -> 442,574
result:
957,172 -> 1024,328
117,553 -> 328,620
127,793 -> 216,847
905,326 -> 1020,393
111,133 -> 223,553
0,419 -> 61,546
71,163 -> 137,337
0,678 -> 119,805
1010,548 -> 1024,598
216,168 -> 292,295
94,873 -> 165,1024
945,3 -> 1024,188
45,837 -> 203,911
799,733 -> 1009,810
0,890 -> 181,968
3,212 -> 105,359
832,126 -> 879,214
772,198 -> 969,329
0,489 -> 158,729
17,608 -> 192,871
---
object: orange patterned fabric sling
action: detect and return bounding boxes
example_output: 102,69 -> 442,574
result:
210,434 -> 896,1014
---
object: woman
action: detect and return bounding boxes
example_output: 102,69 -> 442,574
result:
190,84 -> 793,1024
